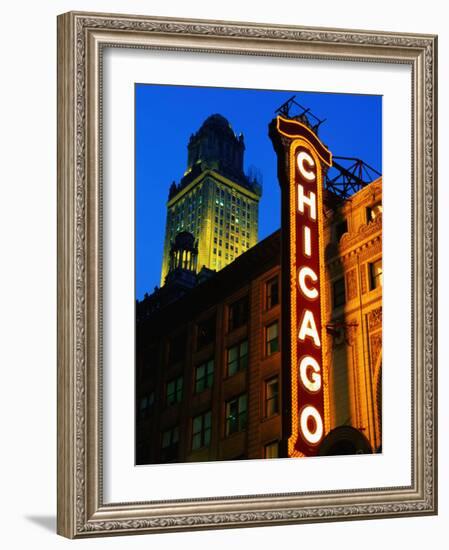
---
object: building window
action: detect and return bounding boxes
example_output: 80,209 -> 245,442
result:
333,277 -> 346,308
366,202 -> 383,222
265,377 -> 279,417
138,391 -> 155,419
264,441 -> 279,459
335,219 -> 348,241
227,340 -> 248,376
161,426 -> 179,462
197,315 -> 216,350
192,410 -> 212,450
265,277 -> 279,310
225,394 -> 248,436
195,359 -> 214,393
369,259 -> 383,289
166,376 -> 183,406
265,322 -> 279,356
228,295 -> 249,332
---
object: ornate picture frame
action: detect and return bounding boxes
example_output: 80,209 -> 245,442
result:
57,11 -> 437,538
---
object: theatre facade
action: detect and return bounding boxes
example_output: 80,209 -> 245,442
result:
136,187 -> 382,464
135,128 -> 382,464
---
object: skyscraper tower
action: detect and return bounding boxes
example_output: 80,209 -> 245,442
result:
160,114 -> 262,286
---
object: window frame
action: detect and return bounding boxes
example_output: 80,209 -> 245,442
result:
228,294 -> 249,332
264,440 -> 279,459
165,375 -> 183,406
332,276 -> 346,309
196,314 -> 216,350
369,257 -> 383,290
264,376 -> 279,418
225,393 -> 248,436
191,410 -> 212,450
265,321 -> 279,357
265,276 -> 279,310
160,425 -> 180,462
366,202 -> 383,223
194,359 -> 214,393
227,339 -> 249,377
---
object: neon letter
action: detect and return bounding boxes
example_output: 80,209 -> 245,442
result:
298,310 -> 321,347
299,356 -> 322,392
298,184 -> 316,220
303,225 -> 312,257
297,151 -> 316,181
298,266 -> 318,300
300,405 -> 324,444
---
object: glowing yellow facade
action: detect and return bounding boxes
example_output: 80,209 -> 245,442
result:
323,177 -> 383,452
160,114 -> 262,286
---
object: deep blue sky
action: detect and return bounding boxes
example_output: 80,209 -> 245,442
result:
136,84 -> 382,300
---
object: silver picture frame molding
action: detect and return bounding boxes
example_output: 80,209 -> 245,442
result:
57,11 -> 437,538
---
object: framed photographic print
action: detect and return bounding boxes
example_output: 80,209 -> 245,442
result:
57,11 -> 437,538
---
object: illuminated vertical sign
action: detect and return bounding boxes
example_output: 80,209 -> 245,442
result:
270,116 -> 332,457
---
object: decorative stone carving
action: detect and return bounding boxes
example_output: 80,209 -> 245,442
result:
346,268 -> 358,301
370,332 -> 382,373
360,263 -> 367,294
367,307 -> 382,331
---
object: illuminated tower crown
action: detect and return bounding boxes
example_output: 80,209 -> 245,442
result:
160,114 -> 262,286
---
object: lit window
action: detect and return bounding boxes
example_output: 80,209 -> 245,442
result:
265,377 -> 279,417
264,441 -> 279,459
225,394 -> 247,436
166,376 -> 183,406
195,360 -> 214,393
192,411 -> 212,450
266,322 -> 279,356
367,202 -> 383,222
227,340 -> 248,376
369,259 -> 383,289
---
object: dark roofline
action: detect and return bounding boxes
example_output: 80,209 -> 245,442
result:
138,229 -> 281,330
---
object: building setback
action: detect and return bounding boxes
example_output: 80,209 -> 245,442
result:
136,177 -> 382,464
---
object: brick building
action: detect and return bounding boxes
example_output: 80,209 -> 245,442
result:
135,177 -> 382,464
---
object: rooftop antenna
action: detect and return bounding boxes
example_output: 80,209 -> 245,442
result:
275,95 -> 326,133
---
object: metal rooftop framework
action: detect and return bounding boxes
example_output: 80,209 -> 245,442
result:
326,157 -> 381,200
274,96 -> 382,200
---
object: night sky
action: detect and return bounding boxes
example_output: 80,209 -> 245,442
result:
135,84 -> 382,300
